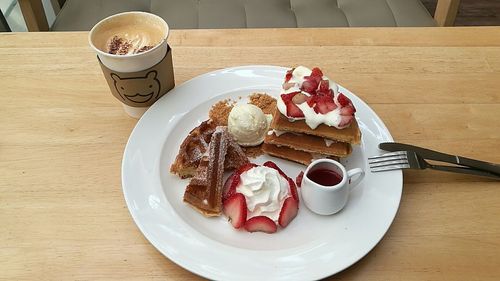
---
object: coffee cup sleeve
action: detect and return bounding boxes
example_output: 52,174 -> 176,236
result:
99,45 -> 175,107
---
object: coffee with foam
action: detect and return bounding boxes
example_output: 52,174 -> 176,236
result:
91,13 -> 167,56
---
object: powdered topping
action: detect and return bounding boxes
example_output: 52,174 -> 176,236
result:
277,66 -> 356,129
106,35 -> 157,55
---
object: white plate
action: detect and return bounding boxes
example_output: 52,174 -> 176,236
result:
122,65 -> 402,280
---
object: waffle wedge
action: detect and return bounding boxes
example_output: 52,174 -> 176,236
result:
171,120 -> 248,178
183,127 -> 229,217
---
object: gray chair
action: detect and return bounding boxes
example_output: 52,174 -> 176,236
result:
19,0 -> 460,31
1,10 -> 11,32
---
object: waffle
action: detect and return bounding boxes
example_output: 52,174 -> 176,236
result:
183,127 -> 229,217
270,107 -> 361,145
262,143 -> 338,166
170,120 -> 248,178
265,131 -> 351,157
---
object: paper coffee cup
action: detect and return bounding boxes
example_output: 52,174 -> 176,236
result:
89,11 -> 174,118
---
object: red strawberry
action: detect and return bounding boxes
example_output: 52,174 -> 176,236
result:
286,102 -> 304,118
281,92 -> 305,118
337,93 -> 352,107
223,172 -> 240,202
306,95 -> 317,107
311,67 -> 323,78
338,115 -> 354,128
313,95 -> 337,114
314,103 -> 327,114
340,104 -> 356,115
278,197 -> 299,228
244,216 -> 277,234
263,161 -> 287,178
300,79 -> 317,93
296,171 -> 304,188
223,193 -> 247,229
223,163 -> 257,201
287,178 -> 299,203
318,79 -> 329,93
285,68 -> 294,82
237,162 -> 257,174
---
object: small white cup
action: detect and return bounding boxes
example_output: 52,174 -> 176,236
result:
301,159 -> 365,215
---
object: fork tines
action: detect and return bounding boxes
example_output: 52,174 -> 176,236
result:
368,151 -> 410,172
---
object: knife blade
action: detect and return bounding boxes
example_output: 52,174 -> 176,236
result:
379,142 -> 500,176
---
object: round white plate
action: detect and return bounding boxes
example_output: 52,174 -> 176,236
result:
122,65 -> 402,280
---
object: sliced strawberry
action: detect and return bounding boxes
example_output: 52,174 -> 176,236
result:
285,68 -> 294,82
281,91 -> 299,102
313,95 -> 337,114
306,95 -> 316,107
318,79 -> 329,93
313,103 -> 327,114
244,216 -> 277,234
287,178 -> 299,203
263,161 -> 287,178
278,197 -> 299,228
300,79 -> 317,94
286,102 -> 304,118
237,162 -> 257,174
223,193 -> 247,229
296,171 -> 304,188
311,67 -> 323,78
337,93 -> 352,107
281,92 -> 305,118
223,163 -> 257,202
340,104 -> 356,115
223,172 -> 240,202
338,115 -> 354,128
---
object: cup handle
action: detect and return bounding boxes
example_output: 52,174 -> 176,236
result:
347,168 -> 365,190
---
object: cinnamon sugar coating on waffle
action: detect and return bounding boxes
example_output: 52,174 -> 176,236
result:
265,131 -> 352,157
170,120 -> 216,178
183,127 -> 229,217
170,120 -> 248,179
270,107 -> 361,145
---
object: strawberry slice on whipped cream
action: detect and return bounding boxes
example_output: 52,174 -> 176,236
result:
222,161 -> 299,234
277,66 -> 356,129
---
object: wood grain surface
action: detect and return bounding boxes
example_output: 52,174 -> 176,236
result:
1,27 -> 499,281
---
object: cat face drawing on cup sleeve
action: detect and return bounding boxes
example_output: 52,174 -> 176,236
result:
111,70 -> 161,104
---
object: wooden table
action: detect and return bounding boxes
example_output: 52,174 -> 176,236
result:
1,27 -> 499,280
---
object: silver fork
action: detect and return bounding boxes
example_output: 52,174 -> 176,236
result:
368,150 -> 500,179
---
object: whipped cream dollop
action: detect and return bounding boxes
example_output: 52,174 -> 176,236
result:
236,166 -> 289,221
277,66 -> 352,130
228,104 -> 272,146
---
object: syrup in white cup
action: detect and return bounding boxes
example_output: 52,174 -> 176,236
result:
301,159 -> 365,215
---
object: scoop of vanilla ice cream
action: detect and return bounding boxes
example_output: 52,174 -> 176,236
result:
228,104 -> 270,147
